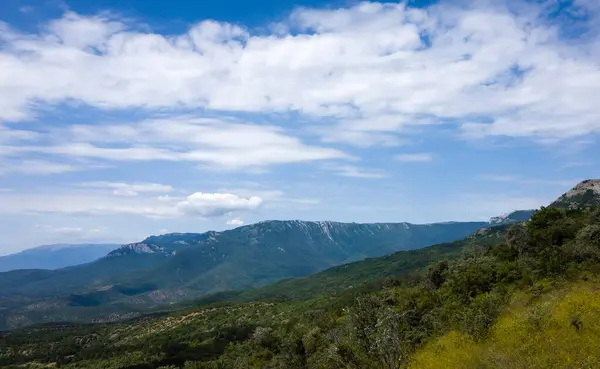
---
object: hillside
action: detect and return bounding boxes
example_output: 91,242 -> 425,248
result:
409,280 -> 600,368
0,244 -> 119,272
489,209 -> 536,225
0,220 -> 487,329
1,200 -> 599,368
222,224 -> 509,303
550,179 -> 600,209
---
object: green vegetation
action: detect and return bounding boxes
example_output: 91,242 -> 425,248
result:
2,204 -> 600,368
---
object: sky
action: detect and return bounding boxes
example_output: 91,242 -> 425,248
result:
0,0 -> 599,254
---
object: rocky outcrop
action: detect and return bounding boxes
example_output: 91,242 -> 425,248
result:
550,179 -> 600,209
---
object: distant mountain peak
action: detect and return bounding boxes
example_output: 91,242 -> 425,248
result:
565,179 -> 600,196
489,209 -> 536,225
107,231 -> 222,257
107,242 -> 165,257
0,243 -> 119,272
550,179 -> 600,209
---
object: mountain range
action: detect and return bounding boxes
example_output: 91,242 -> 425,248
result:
0,244 -> 119,272
0,220 -> 493,329
1,179 -> 597,330
4,180 -> 599,369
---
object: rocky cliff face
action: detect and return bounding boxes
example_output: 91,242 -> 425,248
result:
107,243 -> 166,256
106,220 -> 485,259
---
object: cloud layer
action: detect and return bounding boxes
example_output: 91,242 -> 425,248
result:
1,1 -> 599,143
0,187 -> 263,220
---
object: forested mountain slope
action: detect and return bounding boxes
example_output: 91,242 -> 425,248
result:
0,220 -> 487,329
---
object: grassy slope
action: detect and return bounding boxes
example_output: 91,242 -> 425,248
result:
409,278 -> 600,368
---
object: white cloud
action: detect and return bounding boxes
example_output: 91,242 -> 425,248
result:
0,188 -> 263,219
0,1 -> 597,143
326,164 -> 387,178
35,224 -> 107,236
0,124 -> 39,143
3,117 -> 349,169
78,181 -> 174,196
157,195 -> 180,202
479,174 -> 577,187
0,159 -> 83,175
215,187 -> 320,209
46,11 -> 125,49
447,193 -> 550,221
395,153 -> 433,163
29,224 -> 115,245
176,192 -> 262,217
560,161 -> 593,169
19,6 -> 34,14
479,174 -> 518,182
226,218 -> 245,226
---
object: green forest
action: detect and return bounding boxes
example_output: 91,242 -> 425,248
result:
2,205 -> 600,368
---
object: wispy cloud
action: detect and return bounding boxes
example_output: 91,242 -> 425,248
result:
479,174 -> 577,187
78,182 -> 174,197
0,188 -> 264,219
395,153 -> 433,163
559,161 -> 594,169
35,224 -> 107,236
0,159 -> 82,175
1,117 -> 349,170
325,165 -> 387,179
19,6 -> 34,14
0,2 -> 598,143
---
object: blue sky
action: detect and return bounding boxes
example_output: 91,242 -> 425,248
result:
0,0 -> 599,254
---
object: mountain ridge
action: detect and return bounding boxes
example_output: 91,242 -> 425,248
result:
0,219 -> 489,329
0,243 -> 119,273
107,218 -> 517,259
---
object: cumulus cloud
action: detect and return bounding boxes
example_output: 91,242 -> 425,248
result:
0,1 -> 598,143
0,188 -> 264,219
226,218 -> 245,226
177,192 -> 263,217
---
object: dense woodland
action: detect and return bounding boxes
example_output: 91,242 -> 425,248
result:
2,205 -> 600,368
